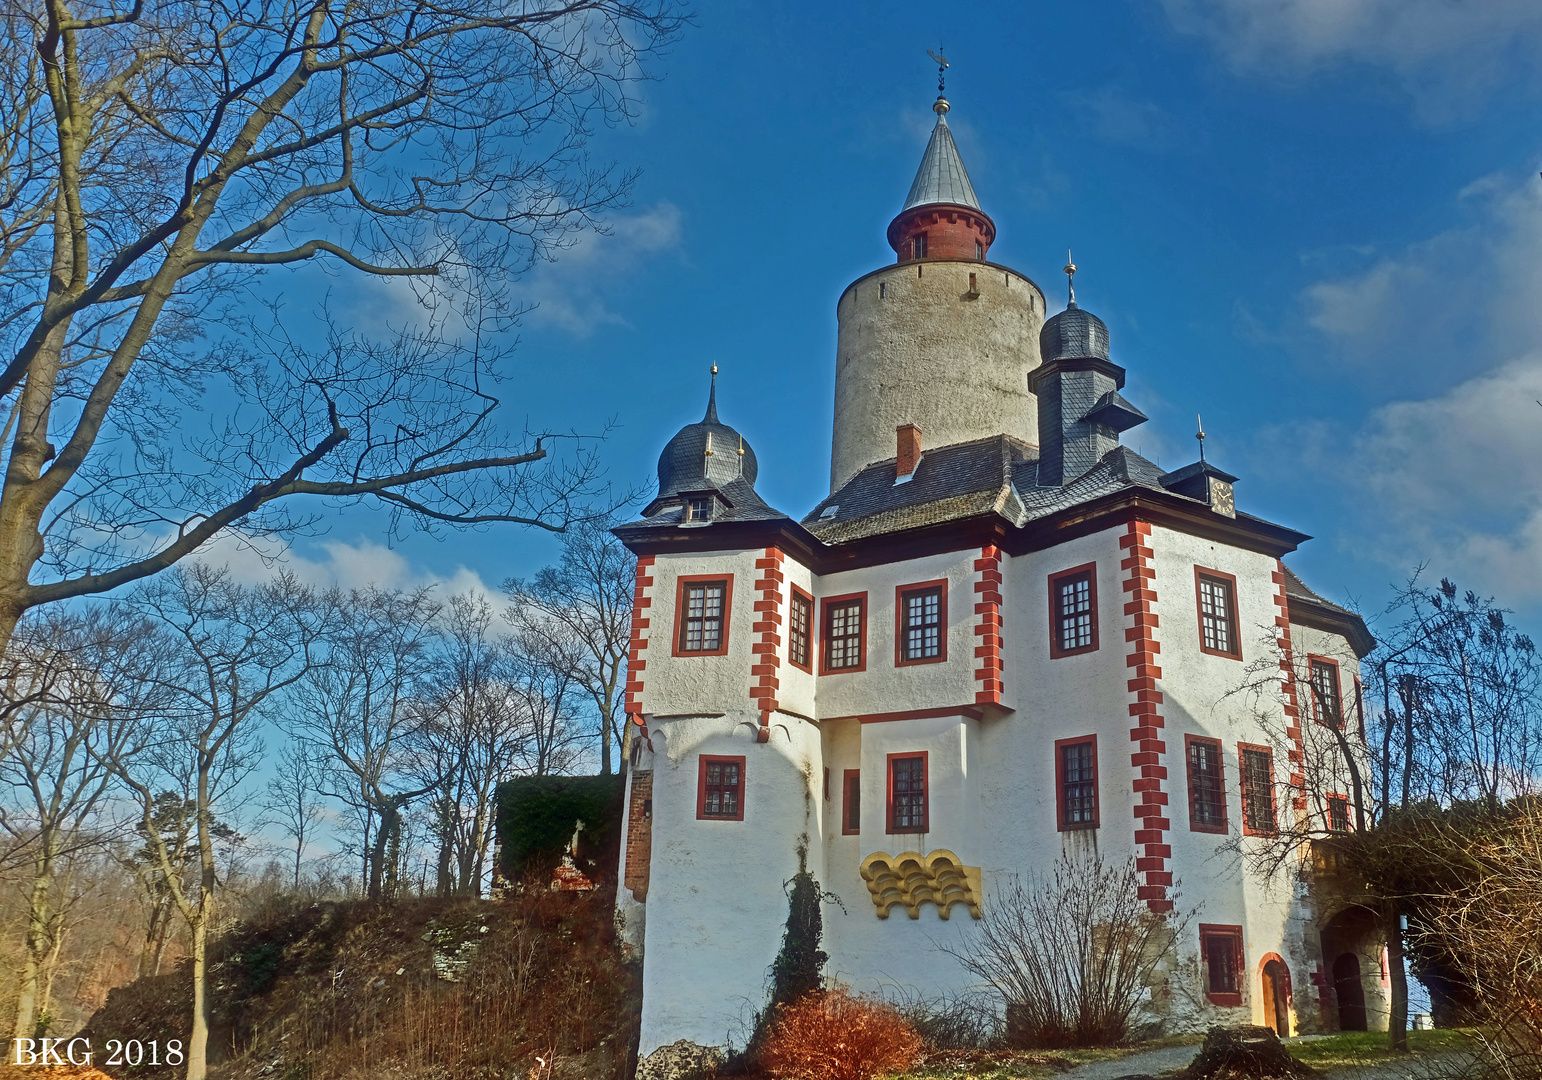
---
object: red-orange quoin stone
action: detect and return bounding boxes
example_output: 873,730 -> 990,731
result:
1122,519 -> 1174,913
750,547 -> 786,742
624,556 -> 656,734
1272,560 -> 1309,810
973,545 -> 1004,706
887,203 -> 996,263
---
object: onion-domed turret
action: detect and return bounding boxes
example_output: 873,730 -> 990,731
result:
1039,298 -> 1110,364
1028,260 -> 1147,486
645,367 -> 762,519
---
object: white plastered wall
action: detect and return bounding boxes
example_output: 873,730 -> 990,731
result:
634,711 -> 824,1056
624,527 -> 1378,1047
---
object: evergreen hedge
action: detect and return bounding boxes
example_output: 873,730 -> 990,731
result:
495,773 -> 625,880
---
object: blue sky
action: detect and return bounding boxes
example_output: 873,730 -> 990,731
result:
227,0 -> 1542,636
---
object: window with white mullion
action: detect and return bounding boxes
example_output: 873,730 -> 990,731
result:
901,586 -> 943,662
681,581 -> 725,652
1058,574 -> 1093,651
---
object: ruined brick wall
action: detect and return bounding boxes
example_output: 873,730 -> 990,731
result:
624,770 -> 653,901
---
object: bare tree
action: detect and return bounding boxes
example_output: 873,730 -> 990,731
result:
944,851 -> 1191,1048
262,741 -> 324,891
0,0 -> 684,651
297,586 -> 439,901
112,564 -> 325,1080
0,605 -> 165,1039
504,517 -> 634,774
508,623 -> 586,776
1372,575 -> 1540,808
411,592 -> 531,896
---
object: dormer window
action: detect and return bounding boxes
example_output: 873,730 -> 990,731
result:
687,496 -> 713,522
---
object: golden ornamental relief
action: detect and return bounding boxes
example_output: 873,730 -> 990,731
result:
858,849 -> 982,920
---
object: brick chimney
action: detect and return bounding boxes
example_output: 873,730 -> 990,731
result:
896,424 -> 923,479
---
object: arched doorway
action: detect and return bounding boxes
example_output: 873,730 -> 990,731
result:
1333,952 -> 1368,1031
1259,955 -> 1292,1037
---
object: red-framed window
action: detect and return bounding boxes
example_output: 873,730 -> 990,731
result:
1194,566 -> 1241,659
1048,563 -> 1099,658
886,752 -> 928,833
1308,656 -> 1343,729
672,575 -> 733,657
1327,793 -> 1351,833
696,755 -> 745,821
1055,736 -> 1099,830
1238,742 -> 1277,836
842,769 -> 860,835
895,579 -> 948,666
1185,734 -> 1227,834
820,593 -> 867,673
788,586 -> 814,673
1200,924 -> 1244,1007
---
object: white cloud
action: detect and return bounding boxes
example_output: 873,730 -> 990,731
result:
1275,167 -> 1542,604
193,532 -> 493,600
512,202 -> 683,337
1161,0 -> 1542,120
1335,353 -> 1542,603
1298,170 -> 1542,373
1256,168 -> 1542,607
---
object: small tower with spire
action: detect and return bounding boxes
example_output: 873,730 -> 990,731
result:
885,51 -> 996,264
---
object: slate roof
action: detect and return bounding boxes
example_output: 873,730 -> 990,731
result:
902,115 -> 981,212
628,476 -> 792,532
1280,564 -> 1355,618
802,435 -> 1218,545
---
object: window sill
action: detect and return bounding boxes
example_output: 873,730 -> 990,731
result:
1198,646 -> 1244,661
1189,822 -> 1229,835
1205,993 -> 1243,1008
1049,645 -> 1100,659
895,654 -> 947,668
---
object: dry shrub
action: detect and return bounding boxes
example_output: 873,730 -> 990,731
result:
944,851 -> 1187,1048
1418,800 -> 1542,1057
759,990 -> 921,1080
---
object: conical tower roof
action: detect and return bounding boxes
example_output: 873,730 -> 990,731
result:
902,114 -> 980,212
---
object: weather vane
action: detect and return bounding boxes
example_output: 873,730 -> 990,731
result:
927,46 -> 949,114
1063,250 -> 1077,306
1196,414 -> 1207,462
927,47 -> 948,94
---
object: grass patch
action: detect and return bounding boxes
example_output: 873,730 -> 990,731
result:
891,1035 -> 1207,1080
1287,1029 -> 1476,1068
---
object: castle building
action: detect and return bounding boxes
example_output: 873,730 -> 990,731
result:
612,88 -> 1383,1059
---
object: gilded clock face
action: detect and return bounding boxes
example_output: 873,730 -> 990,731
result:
1211,481 -> 1236,518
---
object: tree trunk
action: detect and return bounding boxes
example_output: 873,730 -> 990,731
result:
141,896 -> 172,977
11,843 -> 55,1040
366,805 -> 392,901
600,712 -> 612,775
1385,903 -> 1409,1052
11,872 -> 47,1039
187,913 -> 209,1080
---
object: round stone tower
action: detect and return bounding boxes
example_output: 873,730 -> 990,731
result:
829,94 -> 1046,492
